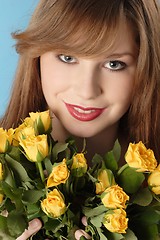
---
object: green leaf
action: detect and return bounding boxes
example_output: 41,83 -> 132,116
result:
105,231 -> 124,240
90,213 -> 105,227
85,220 -> 101,240
5,153 -> 32,183
0,215 -> 12,238
92,154 -> 103,164
3,164 -> 16,188
52,142 -> 68,160
87,171 -> 98,183
7,210 -> 28,238
27,203 -> 42,220
117,166 -> 145,194
7,146 -> 21,161
22,189 -> 45,204
44,218 -> 65,234
138,208 -> 160,224
129,208 -> 160,240
44,218 -> 62,231
97,227 -> 109,240
104,151 -> 118,172
44,157 -> 53,175
125,228 -> 138,240
36,116 -> 45,134
112,140 -> 121,161
104,140 -> 120,171
0,216 -> 6,229
1,181 -> 25,213
132,188 -> 153,206
130,222 -> 159,240
1,181 -> 19,200
83,205 -> 107,218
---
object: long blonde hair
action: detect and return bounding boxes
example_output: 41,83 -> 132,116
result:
1,0 -> 160,159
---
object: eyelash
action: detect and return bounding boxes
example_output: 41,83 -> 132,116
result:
57,54 -> 127,71
104,61 -> 127,72
57,54 -> 77,64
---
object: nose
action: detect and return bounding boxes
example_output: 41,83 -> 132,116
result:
73,61 -> 102,100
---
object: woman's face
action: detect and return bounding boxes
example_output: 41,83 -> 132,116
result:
40,22 -> 137,139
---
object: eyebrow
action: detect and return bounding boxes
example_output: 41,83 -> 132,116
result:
107,52 -> 136,59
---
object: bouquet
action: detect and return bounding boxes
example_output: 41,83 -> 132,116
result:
0,110 -> 160,240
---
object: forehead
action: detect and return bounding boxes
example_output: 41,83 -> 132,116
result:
55,20 -> 137,58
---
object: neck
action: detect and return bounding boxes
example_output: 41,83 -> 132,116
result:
51,115 -> 125,164
74,125 -> 118,160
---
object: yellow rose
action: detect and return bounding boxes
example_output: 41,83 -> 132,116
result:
41,189 -> 66,218
14,126 -> 35,143
13,118 -> 35,146
47,159 -> 70,187
0,128 -> 14,153
29,110 -> 52,133
96,169 -> 116,194
23,117 -> 35,127
17,117 -> 34,130
0,194 -> 4,204
148,164 -> 160,195
71,153 -> 87,177
125,141 -> 157,172
101,185 -> 129,209
0,163 -> 3,181
19,135 -> 49,162
103,208 -> 128,233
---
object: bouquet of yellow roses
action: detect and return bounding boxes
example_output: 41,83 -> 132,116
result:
0,110 -> 159,240
82,141 -> 160,239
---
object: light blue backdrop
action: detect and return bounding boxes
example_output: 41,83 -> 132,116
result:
0,0 -> 39,117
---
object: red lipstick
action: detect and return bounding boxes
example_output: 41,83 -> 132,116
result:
65,103 -> 105,121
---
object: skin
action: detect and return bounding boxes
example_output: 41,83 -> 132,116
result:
17,22 -> 137,239
40,21 -> 137,160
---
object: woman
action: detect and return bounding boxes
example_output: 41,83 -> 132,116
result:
0,0 -> 159,239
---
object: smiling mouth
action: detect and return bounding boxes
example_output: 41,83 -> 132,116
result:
65,102 -> 105,121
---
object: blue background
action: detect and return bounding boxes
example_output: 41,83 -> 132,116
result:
0,0 -> 39,117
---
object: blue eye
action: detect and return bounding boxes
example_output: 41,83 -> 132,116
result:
104,61 -> 126,71
58,54 -> 77,63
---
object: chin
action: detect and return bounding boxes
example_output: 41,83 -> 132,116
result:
64,122 -> 104,138
71,129 -> 99,138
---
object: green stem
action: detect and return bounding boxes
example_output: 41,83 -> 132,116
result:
117,163 -> 129,176
37,161 -> 45,183
82,138 -> 86,153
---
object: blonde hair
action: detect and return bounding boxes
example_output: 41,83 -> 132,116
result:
1,0 -> 160,159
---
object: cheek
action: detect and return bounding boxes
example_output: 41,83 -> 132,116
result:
107,74 -> 134,102
104,82 -> 132,104
41,70 -> 68,96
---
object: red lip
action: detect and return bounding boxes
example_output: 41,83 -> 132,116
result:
65,103 -> 105,121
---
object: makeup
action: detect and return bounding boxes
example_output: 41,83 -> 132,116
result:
65,103 -> 105,121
